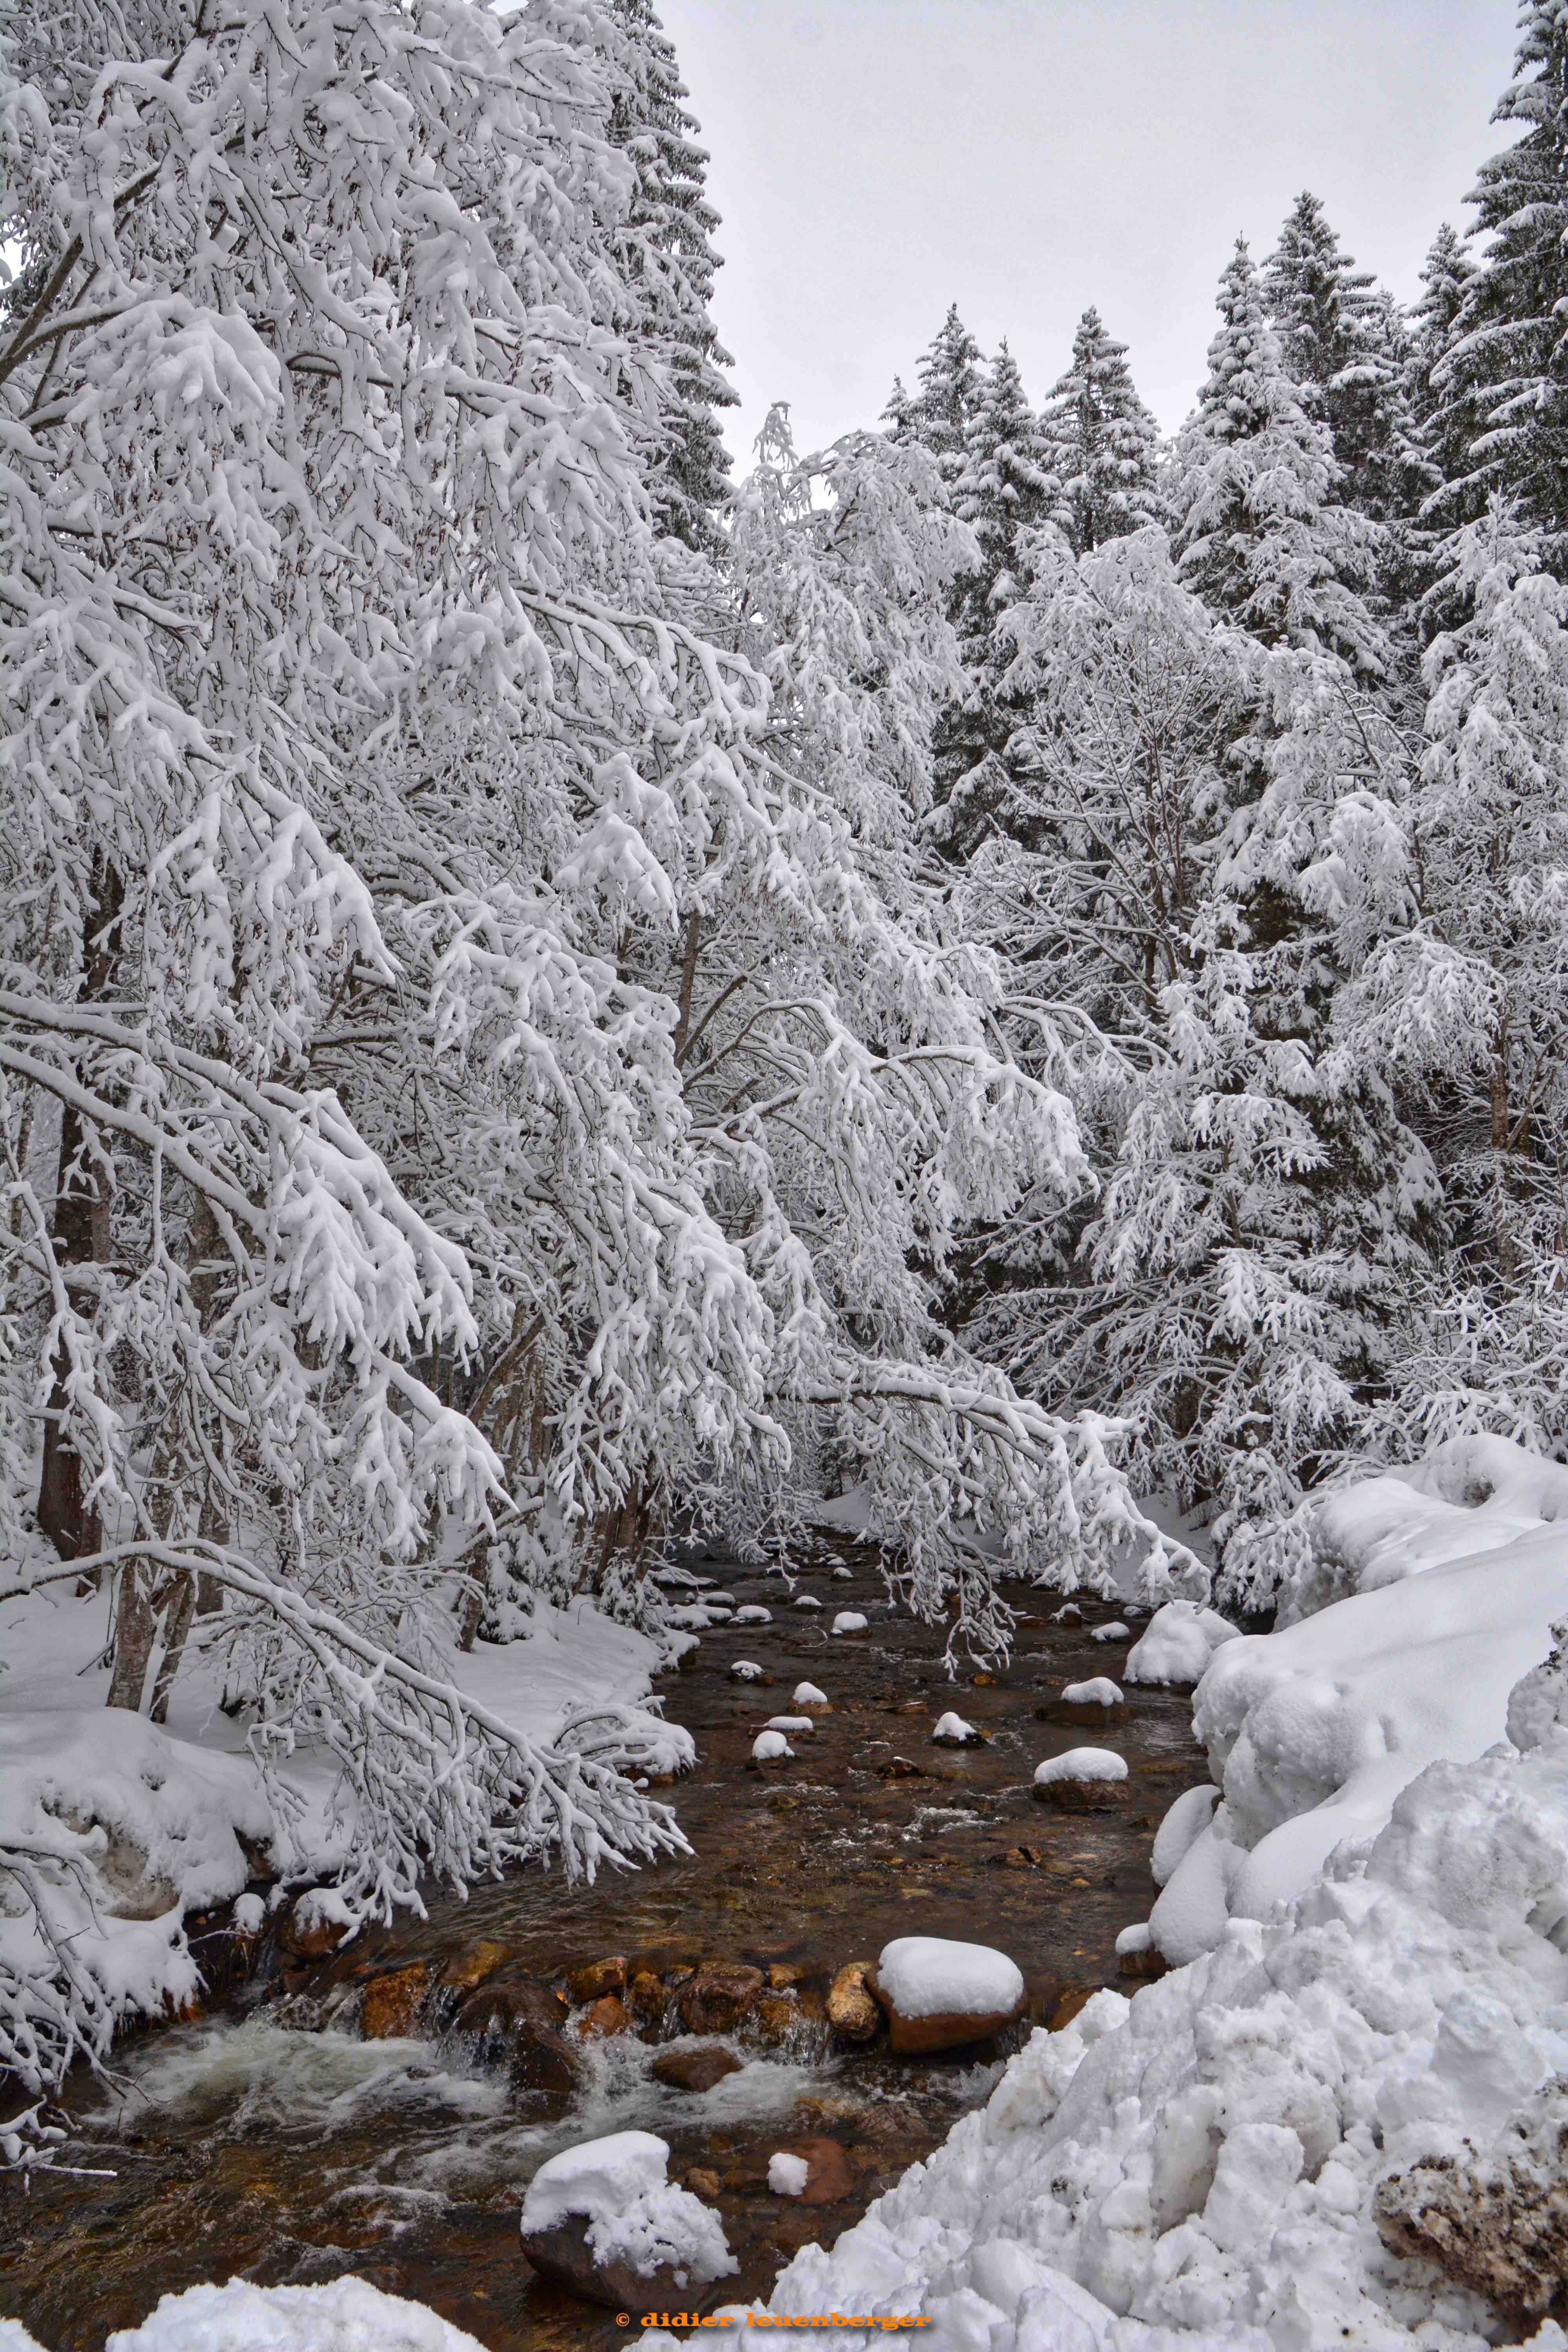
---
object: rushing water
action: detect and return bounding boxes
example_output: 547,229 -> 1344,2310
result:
0,1536 -> 1204,2351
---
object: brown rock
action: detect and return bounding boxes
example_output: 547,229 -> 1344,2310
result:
766,1962 -> 813,1989
971,1672 -> 997,1686
676,1643 -> 701,1674
576,1994 -> 629,2040
652,2043 -> 744,2094
1118,1944 -> 1168,1982
567,1955 -> 627,2004
451,1977 -> 575,2095
993,1845 -> 1045,1870
439,1939 -> 509,1994
685,2168 -> 722,2199
875,1756 -> 927,1781
628,1969 -> 665,2021
1050,1985 -> 1101,2032
749,1993 -> 799,2047
1033,1777 -> 1129,1811
772,2138 -> 853,2205
826,1960 -> 882,2045
1035,1700 -> 1123,1727
361,1964 -> 430,2040
278,1890 -> 352,1963
867,1965 -> 1026,2055
677,1960 -> 764,2036
519,2212 -> 720,2314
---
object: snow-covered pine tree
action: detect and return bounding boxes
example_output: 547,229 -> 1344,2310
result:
1432,4 -> 1568,566
959,525 -> 1438,1609
1038,307 -> 1162,555
1262,192 -> 1415,528
955,342 -> 1058,592
909,304 -> 985,485
1409,225 -> 1479,481
592,0 -> 739,547
1336,504 -> 1568,1457
882,374 -> 919,443
1170,239 -> 1386,676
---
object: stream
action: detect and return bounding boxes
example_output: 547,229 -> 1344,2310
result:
0,1533 -> 1204,2351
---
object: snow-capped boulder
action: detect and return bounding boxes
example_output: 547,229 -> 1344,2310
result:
931,1711 -> 984,1746
1033,1748 -> 1128,1809
96,2279 -> 493,2352
1060,1677 -> 1122,1707
792,1682 -> 829,1709
764,1715 -> 815,1735
830,1612 -> 868,1636
733,1605 -> 772,1625
751,1731 -> 793,1764
520,2130 -> 735,2310
1089,1621 -> 1129,1643
1124,1598 -> 1240,1686
868,1936 -> 1026,2054
792,1594 -> 822,1610
730,1660 -> 764,1681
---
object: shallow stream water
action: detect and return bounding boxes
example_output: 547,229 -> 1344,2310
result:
0,1535 -> 1204,2351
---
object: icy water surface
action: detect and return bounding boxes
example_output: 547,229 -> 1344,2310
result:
0,1538 -> 1204,2351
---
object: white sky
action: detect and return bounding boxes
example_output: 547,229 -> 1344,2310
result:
657,0 -> 1521,466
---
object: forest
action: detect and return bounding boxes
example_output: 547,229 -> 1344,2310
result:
8,3 -> 1568,2344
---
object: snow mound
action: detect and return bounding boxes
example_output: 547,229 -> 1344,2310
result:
793,1682 -> 828,1707
1060,1677 -> 1122,1707
764,1715 -> 815,1735
875,1936 -> 1023,2020
752,1731 -> 793,1762
100,2279 -> 492,2352
1297,1434 -> 1568,1623
731,1661 -> 764,1681
792,1594 -> 822,1610
0,1704 -> 273,2060
1089,1621 -> 1130,1643
522,2129 -> 733,2286
830,1612 -> 867,1635
1034,1748 -> 1126,1786
1051,1602 -> 1082,1622
1151,1517 -> 1568,1964
768,2151 -> 809,2197
735,1730 -> 1568,2350
733,1605 -> 772,1624
1123,1599 -> 1240,1686
831,1566 -> 853,1580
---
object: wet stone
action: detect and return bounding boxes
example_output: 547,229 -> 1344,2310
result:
652,2043 -> 744,2094
567,1955 -> 627,2003
360,1964 -> 430,2041
826,1960 -> 881,2045
438,1939 -> 509,1994
575,1994 -> 629,2040
677,1960 -> 764,2034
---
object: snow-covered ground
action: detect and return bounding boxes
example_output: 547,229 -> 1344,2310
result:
2,2279 -> 492,2352
0,1579 -> 672,2071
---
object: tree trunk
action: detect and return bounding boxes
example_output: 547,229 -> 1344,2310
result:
1492,1016 -> 1517,1286
107,1566 -> 157,1713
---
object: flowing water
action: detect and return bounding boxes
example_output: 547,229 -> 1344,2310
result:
0,1536 -> 1204,2350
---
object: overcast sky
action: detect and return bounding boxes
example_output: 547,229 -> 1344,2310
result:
656,0 -> 1521,468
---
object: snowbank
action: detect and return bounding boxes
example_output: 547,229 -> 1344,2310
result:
103,2280 -> 493,2352
1150,1516 -> 1568,1964
703,1727 -> 1568,2349
875,1937 -> 1023,2021
0,1577 -> 668,2069
1123,1601 -> 1239,1687
1297,1435 -> 1568,1623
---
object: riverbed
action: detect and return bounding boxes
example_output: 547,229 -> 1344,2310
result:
0,1535 -> 1204,2351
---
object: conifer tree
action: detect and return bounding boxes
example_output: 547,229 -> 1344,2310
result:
1171,239 -> 1385,677
1261,194 -> 1413,525
597,0 -> 739,547
954,342 -> 1058,595
1433,5 -> 1568,563
910,304 -> 985,483
882,374 -> 919,444
1040,307 -> 1162,554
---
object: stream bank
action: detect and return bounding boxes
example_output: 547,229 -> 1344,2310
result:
0,1534 -> 1203,2352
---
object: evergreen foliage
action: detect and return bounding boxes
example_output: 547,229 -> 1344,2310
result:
1040,306 -> 1162,554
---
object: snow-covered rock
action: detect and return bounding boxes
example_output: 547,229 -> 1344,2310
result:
99,2279 -> 493,2352
1033,1748 -> 1126,1785
830,1612 -> 868,1636
792,1594 -> 822,1610
730,1661 -> 764,1681
869,1936 -> 1026,2054
1059,1677 -> 1122,1708
1123,1598 -> 1240,1686
768,2151 -> 810,2197
521,2130 -> 735,2307
1151,1516 -> 1568,1964
1089,1621 -> 1129,1643
932,1711 -> 983,1746
733,1605 -> 772,1625
764,1715 -> 815,1735
792,1682 -> 829,1708
751,1730 -> 793,1763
